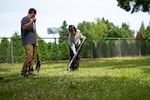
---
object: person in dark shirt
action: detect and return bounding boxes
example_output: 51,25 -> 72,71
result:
21,8 -> 38,77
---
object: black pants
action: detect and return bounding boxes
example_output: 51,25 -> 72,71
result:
70,45 -> 81,70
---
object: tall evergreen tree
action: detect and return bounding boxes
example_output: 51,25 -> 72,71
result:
58,41 -> 69,60
59,20 -> 68,43
144,25 -> 150,39
49,42 -> 58,60
0,38 -> 10,63
120,23 -> 134,38
139,22 -> 146,38
11,32 -> 24,63
139,22 -> 145,33
38,39 -> 50,61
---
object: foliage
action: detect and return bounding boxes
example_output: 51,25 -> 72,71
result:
138,22 -> 150,55
0,57 -> 150,100
116,0 -> 150,13
11,32 -> 24,63
0,37 -> 10,63
78,18 -> 133,38
49,42 -> 58,60
120,23 -> 134,38
38,39 -> 50,61
144,26 -> 150,38
58,41 -> 69,60
80,40 -> 92,58
107,40 -> 118,57
59,20 -> 68,43
97,40 -> 108,57
139,22 -> 145,34
77,18 -> 134,58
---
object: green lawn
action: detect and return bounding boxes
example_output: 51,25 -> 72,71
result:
0,57 -> 150,100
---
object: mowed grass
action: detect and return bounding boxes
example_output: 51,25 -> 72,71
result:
0,57 -> 150,100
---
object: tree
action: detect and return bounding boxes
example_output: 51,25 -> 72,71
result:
139,22 -> 145,33
97,40 -> 107,57
119,23 -> 134,38
137,22 -> 150,56
138,22 -> 150,39
107,40 -> 118,57
116,0 -> 150,13
138,22 -> 146,39
77,18 -> 135,58
144,25 -> 150,39
49,42 -> 58,60
58,41 -> 69,60
38,39 -> 50,61
78,18 -> 133,38
11,32 -> 24,63
0,38 -> 10,63
59,20 -> 68,43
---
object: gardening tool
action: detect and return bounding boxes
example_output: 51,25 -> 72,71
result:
33,22 -> 41,73
36,54 -> 41,73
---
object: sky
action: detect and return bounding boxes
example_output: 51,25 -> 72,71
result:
0,0 -> 149,38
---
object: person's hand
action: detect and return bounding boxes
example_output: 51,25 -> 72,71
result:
36,42 -> 38,47
74,53 -> 77,57
32,17 -> 36,23
83,36 -> 87,41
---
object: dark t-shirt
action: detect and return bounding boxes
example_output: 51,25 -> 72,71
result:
21,16 -> 36,45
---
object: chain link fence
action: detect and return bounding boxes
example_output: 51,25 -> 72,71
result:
0,37 -> 150,64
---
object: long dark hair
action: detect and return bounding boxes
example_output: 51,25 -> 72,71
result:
68,25 -> 77,32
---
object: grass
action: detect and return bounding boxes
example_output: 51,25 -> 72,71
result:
0,56 -> 150,100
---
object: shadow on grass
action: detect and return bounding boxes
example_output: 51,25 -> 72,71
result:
81,57 -> 150,69
0,67 -> 10,72
42,62 -> 68,70
142,68 -> 150,74
0,71 -> 150,100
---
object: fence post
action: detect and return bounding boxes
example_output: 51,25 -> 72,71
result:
54,38 -> 58,61
10,37 -> 14,64
90,40 -> 93,58
118,38 -> 121,57
138,41 -> 141,56
139,42 -> 141,56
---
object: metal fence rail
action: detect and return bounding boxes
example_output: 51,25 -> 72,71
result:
0,37 -> 149,64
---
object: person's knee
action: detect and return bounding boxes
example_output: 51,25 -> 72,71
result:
25,46 -> 34,59
26,52 -> 33,59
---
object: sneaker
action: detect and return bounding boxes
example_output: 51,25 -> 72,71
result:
70,68 -> 78,72
0,77 -> 4,80
20,73 -> 26,78
70,68 -> 75,71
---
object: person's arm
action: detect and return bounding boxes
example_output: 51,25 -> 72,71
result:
22,17 -> 36,30
78,30 -> 86,41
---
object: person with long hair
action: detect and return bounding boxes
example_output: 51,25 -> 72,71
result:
68,25 -> 86,71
